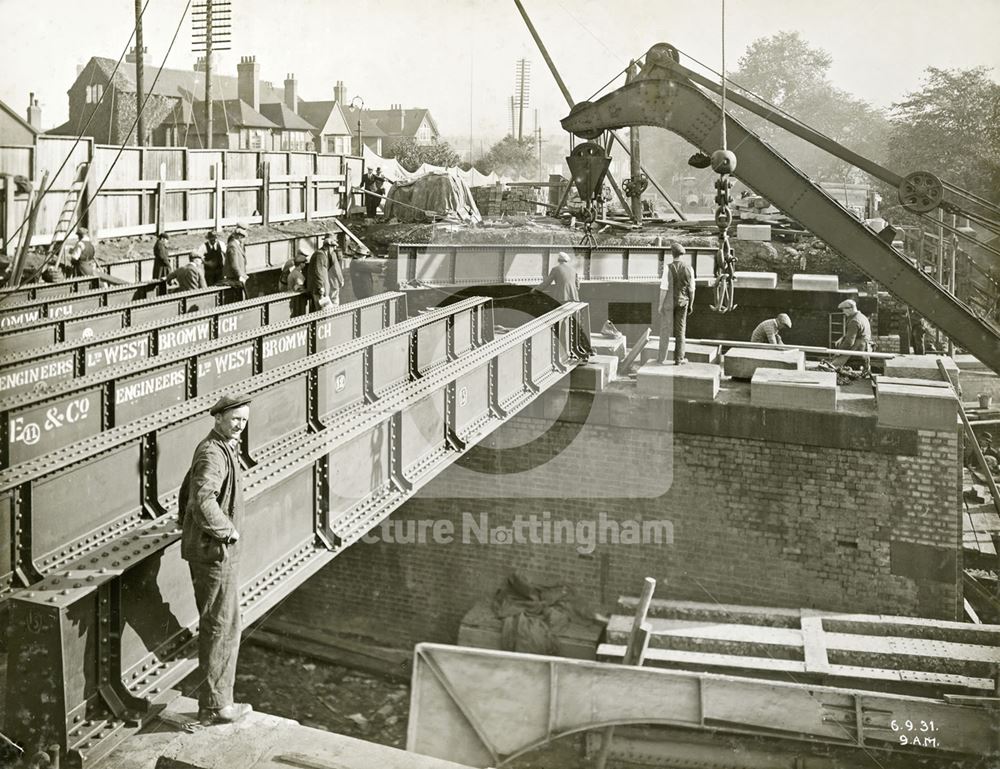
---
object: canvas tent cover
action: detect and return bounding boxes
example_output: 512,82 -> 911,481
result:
385,170 -> 482,223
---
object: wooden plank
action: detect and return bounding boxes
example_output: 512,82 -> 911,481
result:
598,643 -> 806,673
800,617 -> 830,674
607,614 -> 804,650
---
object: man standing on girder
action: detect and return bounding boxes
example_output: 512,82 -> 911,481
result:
656,243 -> 695,365
307,233 -> 345,311
180,393 -> 253,726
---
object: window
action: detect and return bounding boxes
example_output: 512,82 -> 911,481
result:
85,84 -> 104,104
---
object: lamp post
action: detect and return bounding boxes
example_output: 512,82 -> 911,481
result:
350,96 -> 364,156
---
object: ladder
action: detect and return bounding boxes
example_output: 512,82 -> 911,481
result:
828,312 -> 846,348
49,161 -> 92,269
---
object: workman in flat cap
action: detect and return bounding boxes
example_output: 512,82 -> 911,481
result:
180,393 -> 253,726
201,230 -> 225,286
751,313 -> 792,345
821,298 -> 872,375
307,233 -> 345,311
223,224 -> 249,297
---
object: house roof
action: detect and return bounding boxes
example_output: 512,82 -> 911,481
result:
81,56 -> 289,105
362,107 -> 438,138
258,102 -> 315,131
165,99 -> 278,130
0,97 -> 40,136
297,100 -> 352,137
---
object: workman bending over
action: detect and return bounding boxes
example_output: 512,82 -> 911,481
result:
822,299 -> 872,375
751,314 -> 792,345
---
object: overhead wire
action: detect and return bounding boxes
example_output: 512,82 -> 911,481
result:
3,0 -> 153,259
16,0 -> 193,289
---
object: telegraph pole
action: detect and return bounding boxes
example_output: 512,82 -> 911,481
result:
134,0 -> 145,145
193,0 -> 231,150
515,58 -> 530,141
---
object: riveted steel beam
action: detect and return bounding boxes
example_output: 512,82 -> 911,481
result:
0,281 -> 166,331
4,303 -> 587,766
0,285 -> 241,356
0,290 -> 309,398
392,242 -> 721,289
407,643 -> 1000,767
0,293 -> 407,469
0,275 -> 109,305
0,296 -> 490,601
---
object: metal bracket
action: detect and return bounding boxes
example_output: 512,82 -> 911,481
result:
312,454 -> 338,551
388,412 -> 412,493
96,578 -> 154,725
445,382 -> 467,452
139,432 -> 167,518
522,339 -> 540,395
12,484 -> 44,588
487,357 -> 508,420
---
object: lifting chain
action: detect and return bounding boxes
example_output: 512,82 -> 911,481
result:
621,174 -> 648,199
580,203 -> 598,247
710,149 -> 738,313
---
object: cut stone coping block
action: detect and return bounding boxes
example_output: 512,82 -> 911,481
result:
591,333 -> 626,362
876,379 -> 958,431
570,354 -> 618,392
724,347 -> 805,380
637,361 -> 720,401
736,224 -> 772,241
884,354 -> 961,391
733,271 -> 778,289
641,337 -> 720,364
791,274 -> 839,291
751,368 -> 838,412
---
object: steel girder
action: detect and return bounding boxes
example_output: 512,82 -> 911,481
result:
406,644 -> 1000,768
0,293 -> 408,469
0,285 -> 240,355
0,275 -> 109,305
392,242 -> 722,288
0,290 -> 308,391
0,293 -> 492,600
0,280 -> 165,332
560,63 -> 1000,374
3,302 -> 585,767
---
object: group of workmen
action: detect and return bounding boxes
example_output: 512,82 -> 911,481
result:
534,242 -> 874,373
152,225 -> 249,294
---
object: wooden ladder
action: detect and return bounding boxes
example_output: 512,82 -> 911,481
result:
49,161 -> 92,268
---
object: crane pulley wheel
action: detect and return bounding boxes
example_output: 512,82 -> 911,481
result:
898,171 -> 944,213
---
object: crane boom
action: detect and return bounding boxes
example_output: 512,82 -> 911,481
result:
561,50 -> 1000,374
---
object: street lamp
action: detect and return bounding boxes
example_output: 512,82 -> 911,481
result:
350,96 -> 364,156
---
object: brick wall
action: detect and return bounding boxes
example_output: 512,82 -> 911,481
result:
267,386 -> 963,648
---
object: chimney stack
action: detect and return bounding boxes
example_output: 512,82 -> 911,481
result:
194,54 -> 214,73
334,80 -> 346,105
284,73 -> 298,112
237,56 -> 260,111
26,93 -> 41,130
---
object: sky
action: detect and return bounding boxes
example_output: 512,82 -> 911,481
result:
1,0 -> 998,154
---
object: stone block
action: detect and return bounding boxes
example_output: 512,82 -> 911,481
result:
884,354 -> 960,391
637,361 -> 720,401
733,271 -> 778,289
590,334 -> 626,362
877,381 -> 958,431
723,347 -> 805,380
791,274 -> 839,291
736,224 -> 772,241
570,354 -> 618,391
641,336 -> 720,364
751,368 -> 838,412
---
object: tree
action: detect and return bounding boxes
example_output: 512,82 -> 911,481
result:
386,137 -> 462,172
476,135 -> 536,178
887,67 -> 1000,207
728,31 -> 890,183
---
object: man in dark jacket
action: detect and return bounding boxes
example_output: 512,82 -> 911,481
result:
657,242 -> 695,364
306,233 -> 345,311
224,224 -> 249,296
180,393 -> 253,726
166,252 -> 207,292
202,230 -> 225,285
153,232 -> 172,280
